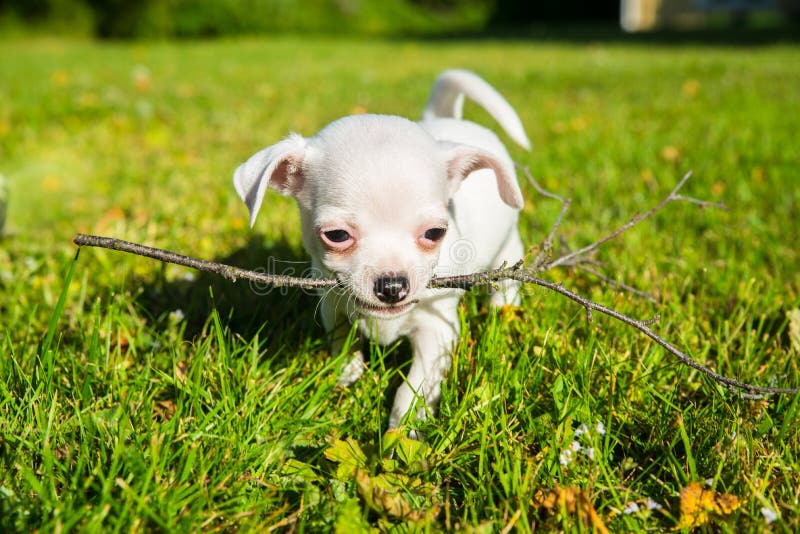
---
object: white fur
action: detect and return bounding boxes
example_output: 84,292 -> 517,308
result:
233,69 -> 529,429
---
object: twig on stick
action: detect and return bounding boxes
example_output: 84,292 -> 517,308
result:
517,166 -> 572,270
544,171 -> 725,270
519,165 -> 658,302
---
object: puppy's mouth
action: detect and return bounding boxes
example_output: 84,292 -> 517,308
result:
353,297 -> 416,318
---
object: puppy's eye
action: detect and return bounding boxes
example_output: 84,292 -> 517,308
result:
323,229 -> 351,243
423,227 -> 447,242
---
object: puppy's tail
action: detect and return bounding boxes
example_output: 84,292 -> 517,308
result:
422,69 -> 531,151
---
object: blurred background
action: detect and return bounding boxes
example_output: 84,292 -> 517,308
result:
1,0 -> 798,38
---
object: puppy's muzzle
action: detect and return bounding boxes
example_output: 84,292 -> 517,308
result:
374,274 -> 410,304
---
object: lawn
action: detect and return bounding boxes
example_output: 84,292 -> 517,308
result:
0,35 -> 798,531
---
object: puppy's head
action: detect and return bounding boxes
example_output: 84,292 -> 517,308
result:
234,114 -> 522,318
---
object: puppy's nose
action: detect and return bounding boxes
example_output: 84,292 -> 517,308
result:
374,274 -> 410,304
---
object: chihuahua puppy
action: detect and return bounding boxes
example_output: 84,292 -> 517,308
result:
234,69 -> 529,429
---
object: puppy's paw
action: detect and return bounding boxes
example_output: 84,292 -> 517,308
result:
336,350 -> 365,388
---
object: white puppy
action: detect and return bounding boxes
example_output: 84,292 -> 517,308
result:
234,70 -> 530,429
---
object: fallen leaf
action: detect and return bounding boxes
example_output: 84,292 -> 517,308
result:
531,486 -> 609,534
499,304 -> 525,323
51,69 -> 70,86
660,145 -> 681,163
133,64 -> 152,93
751,166 -> 766,182
154,399 -> 176,422
674,482 -> 742,530
112,331 -> 130,353
682,79 -> 700,98
43,175 -> 62,192
355,470 -> 440,522
77,91 -> 99,108
175,360 -> 188,382
570,116 -> 588,131
324,437 -> 368,479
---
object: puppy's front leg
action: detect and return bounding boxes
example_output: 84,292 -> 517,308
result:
388,302 -> 460,429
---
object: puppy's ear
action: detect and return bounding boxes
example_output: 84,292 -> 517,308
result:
233,133 -> 308,227
441,143 -> 524,209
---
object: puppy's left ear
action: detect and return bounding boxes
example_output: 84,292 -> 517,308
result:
233,133 -> 308,227
442,144 -> 524,209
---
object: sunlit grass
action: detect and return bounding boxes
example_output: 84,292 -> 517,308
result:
0,36 -> 798,531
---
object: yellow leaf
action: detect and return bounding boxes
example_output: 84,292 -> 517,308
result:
682,79 -> 700,98
324,437 -> 368,479
531,486 -> 609,534
356,470 -> 440,522
570,116 -> 588,132
674,482 -> 742,530
660,145 -> 681,163
43,175 -> 62,192
499,304 -> 524,323
174,360 -> 188,383
51,69 -> 70,86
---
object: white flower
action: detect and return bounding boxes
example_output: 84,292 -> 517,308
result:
560,441 -> 585,466
582,447 -> 595,461
705,478 -> 714,487
595,421 -> 606,435
645,497 -> 663,511
623,501 -> 640,515
761,507 -> 778,524
574,423 -> 589,437
169,309 -> 185,322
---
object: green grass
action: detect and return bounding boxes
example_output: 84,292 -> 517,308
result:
1,35 -> 798,531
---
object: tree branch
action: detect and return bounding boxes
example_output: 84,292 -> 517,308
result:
71,234 -> 337,290
70,172 -> 796,398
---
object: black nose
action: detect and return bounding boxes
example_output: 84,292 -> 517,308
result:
374,274 -> 410,304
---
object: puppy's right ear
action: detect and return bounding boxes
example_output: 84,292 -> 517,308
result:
233,133 -> 307,227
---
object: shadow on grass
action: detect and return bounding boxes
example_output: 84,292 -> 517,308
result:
131,234 -> 422,422
136,234 -> 323,351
